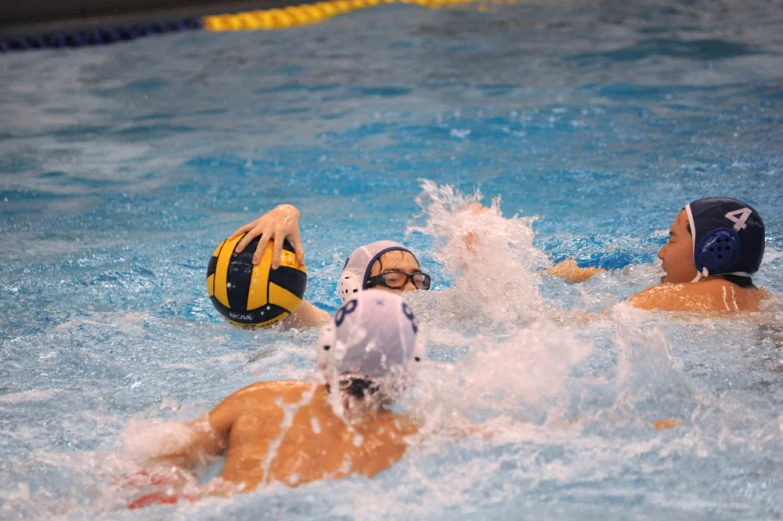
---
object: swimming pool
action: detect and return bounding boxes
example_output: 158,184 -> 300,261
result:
2,0 -> 783,518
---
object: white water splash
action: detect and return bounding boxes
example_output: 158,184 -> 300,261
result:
122,418 -> 204,465
407,180 -> 550,326
610,305 -> 696,423
411,320 -> 592,429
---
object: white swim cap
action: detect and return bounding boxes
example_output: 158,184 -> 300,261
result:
316,290 -> 424,398
337,241 -> 418,302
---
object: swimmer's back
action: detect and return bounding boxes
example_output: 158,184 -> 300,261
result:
211,381 -> 417,489
629,278 -> 767,312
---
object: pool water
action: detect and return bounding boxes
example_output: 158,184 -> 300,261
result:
2,0 -> 783,519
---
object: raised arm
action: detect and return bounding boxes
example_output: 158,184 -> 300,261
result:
229,204 -> 305,267
462,202 -> 487,251
228,204 -> 331,328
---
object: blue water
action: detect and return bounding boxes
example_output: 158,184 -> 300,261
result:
2,0 -> 783,519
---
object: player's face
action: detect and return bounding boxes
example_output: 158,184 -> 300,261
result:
370,251 -> 423,293
658,210 -> 698,284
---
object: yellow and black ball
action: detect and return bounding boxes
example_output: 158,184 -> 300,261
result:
206,234 -> 307,328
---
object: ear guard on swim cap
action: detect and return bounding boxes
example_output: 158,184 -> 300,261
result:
337,272 -> 361,303
408,336 -> 425,377
315,322 -> 336,374
694,228 -> 742,279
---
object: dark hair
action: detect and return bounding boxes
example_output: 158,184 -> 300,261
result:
376,250 -> 412,273
373,255 -> 385,282
368,250 -> 417,288
683,211 -> 755,288
340,377 -> 380,400
721,274 -> 756,289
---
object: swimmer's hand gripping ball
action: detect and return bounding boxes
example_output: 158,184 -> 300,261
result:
206,234 -> 307,328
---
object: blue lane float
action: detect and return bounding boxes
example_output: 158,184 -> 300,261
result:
0,18 -> 203,53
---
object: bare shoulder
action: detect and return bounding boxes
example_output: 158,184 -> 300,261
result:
228,380 -> 315,398
210,381 -> 316,426
630,279 -> 767,312
350,413 -> 418,479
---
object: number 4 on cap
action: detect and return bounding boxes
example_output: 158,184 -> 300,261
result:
725,208 -> 752,231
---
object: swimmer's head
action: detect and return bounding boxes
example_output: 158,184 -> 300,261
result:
316,290 -> 424,405
658,198 -> 764,284
338,241 -> 431,302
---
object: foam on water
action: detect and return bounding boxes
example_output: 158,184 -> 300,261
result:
4,194 -> 783,520
90,183 -> 783,520
3,195 -> 783,521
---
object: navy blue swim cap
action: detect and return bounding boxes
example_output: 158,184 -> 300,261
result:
685,197 -> 765,280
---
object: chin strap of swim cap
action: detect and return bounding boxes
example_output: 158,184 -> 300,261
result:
691,267 -> 709,283
685,203 -> 699,282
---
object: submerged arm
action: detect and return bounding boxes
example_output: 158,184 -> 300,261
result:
147,392 -> 243,470
147,417 -> 224,470
547,259 -> 607,283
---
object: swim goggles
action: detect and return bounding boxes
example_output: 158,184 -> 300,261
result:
367,270 -> 431,290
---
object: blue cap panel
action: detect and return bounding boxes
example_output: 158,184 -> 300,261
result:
687,197 -> 765,276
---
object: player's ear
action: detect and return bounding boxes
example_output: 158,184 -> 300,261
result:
338,272 -> 361,302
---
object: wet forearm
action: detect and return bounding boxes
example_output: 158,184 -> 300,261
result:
282,300 -> 331,329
